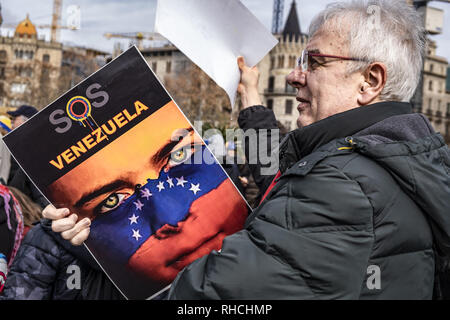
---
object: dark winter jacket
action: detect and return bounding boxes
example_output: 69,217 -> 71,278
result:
168,102 -> 450,299
0,219 -> 124,300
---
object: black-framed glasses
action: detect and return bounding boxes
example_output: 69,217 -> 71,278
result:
298,49 -> 368,72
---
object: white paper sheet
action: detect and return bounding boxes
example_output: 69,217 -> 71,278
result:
154,0 -> 278,109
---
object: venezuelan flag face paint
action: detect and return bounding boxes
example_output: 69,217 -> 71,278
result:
47,103 -> 249,297
88,145 -> 247,285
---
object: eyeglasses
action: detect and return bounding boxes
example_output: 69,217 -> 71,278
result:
298,49 -> 368,72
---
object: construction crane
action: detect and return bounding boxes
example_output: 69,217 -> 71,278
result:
103,32 -> 165,50
50,0 -> 61,43
272,0 -> 284,34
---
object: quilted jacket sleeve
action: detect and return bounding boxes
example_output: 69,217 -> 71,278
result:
168,163 -> 375,299
237,105 -> 279,195
0,225 -> 60,300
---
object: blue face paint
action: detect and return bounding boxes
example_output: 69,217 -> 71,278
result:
87,145 -> 227,265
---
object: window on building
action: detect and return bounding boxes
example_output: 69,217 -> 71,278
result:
270,57 -> 275,70
268,76 -> 275,92
0,50 -> 6,61
447,103 -> 450,116
285,100 -> 293,115
43,54 -> 50,63
0,67 -> 5,78
429,80 -> 433,91
176,60 -> 188,72
10,83 -> 27,94
430,64 -> 434,73
428,98 -> 432,109
20,67 -> 33,77
267,99 -> 273,110
152,62 -> 157,72
289,56 -> 296,68
437,100 -> 441,111
166,61 -> 171,73
278,55 -> 284,68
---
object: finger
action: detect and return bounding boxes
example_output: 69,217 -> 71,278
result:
52,213 -> 78,233
61,218 -> 91,241
42,205 -> 70,220
237,56 -> 245,70
70,227 -> 91,246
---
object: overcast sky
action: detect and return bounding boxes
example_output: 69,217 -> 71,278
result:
1,0 -> 449,61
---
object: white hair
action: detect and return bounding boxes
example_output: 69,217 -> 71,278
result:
308,0 -> 426,102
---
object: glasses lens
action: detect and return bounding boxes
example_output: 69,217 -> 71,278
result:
300,50 -> 308,72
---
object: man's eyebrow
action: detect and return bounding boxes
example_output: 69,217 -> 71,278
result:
151,127 -> 194,166
308,49 -> 321,54
74,179 -> 131,208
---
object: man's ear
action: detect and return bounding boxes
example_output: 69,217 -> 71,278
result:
357,62 -> 387,106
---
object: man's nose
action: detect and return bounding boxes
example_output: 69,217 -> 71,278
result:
286,66 -> 306,88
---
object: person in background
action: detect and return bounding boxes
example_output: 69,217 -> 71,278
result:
8,186 -> 43,240
0,115 -> 12,185
6,105 -> 38,131
6,105 -> 49,208
0,184 -> 24,294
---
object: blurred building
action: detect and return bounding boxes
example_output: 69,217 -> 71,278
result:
421,38 -> 450,143
0,15 -> 62,113
140,44 -> 186,82
0,15 -> 108,114
257,0 -> 307,131
60,45 -> 108,91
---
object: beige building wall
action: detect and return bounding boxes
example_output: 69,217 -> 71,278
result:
140,45 -> 180,85
422,39 -> 450,142
257,34 -> 307,131
0,16 -> 62,111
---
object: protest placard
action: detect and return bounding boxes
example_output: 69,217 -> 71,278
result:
3,46 -> 249,299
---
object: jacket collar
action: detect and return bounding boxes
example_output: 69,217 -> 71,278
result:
278,101 -> 412,172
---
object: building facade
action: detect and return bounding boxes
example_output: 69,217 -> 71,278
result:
0,15 -> 62,112
258,1 -> 307,132
421,39 -> 450,144
0,15 -> 108,114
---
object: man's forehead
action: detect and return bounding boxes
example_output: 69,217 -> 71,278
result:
306,28 -> 349,54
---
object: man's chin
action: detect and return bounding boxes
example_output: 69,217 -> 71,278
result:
296,115 -> 315,128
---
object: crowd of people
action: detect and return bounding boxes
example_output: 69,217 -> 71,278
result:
1,0 -> 450,300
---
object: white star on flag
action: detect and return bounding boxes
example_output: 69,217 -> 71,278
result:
189,183 -> 201,195
140,188 -> 152,200
176,176 -> 188,187
157,181 -> 165,192
129,214 -> 139,225
166,177 -> 175,188
134,200 -> 144,211
132,229 -> 142,241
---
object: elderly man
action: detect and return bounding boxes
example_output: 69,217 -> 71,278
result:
43,0 -> 449,299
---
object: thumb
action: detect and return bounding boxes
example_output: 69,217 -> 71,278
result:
237,56 -> 245,70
